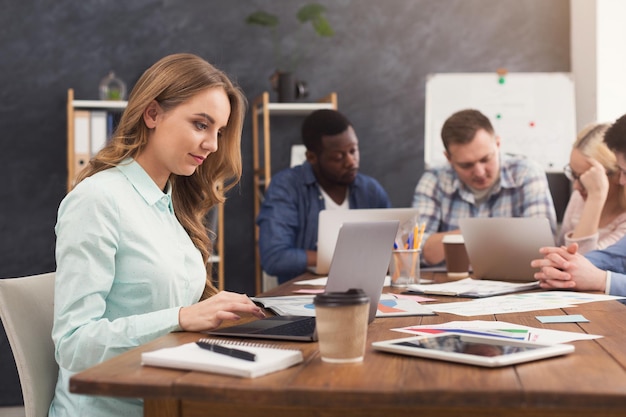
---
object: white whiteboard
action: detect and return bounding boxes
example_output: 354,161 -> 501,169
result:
424,72 -> 576,172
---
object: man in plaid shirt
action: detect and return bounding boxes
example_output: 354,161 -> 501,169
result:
412,109 -> 557,266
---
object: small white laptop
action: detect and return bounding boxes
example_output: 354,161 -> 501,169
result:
315,208 -> 419,275
459,217 -> 555,282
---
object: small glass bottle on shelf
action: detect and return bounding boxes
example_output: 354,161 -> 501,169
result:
99,71 -> 127,101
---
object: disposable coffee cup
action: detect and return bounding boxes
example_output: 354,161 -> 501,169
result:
442,234 -> 470,279
389,249 -> 420,287
313,289 -> 370,363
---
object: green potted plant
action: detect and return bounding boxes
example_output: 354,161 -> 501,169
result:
246,3 -> 334,101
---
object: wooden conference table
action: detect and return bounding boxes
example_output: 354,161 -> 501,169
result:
70,272 -> 626,417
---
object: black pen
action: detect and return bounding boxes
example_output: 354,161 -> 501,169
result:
196,340 -> 257,362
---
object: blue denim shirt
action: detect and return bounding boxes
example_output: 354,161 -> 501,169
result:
257,162 -> 391,283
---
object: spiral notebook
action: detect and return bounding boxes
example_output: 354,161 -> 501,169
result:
141,338 -> 303,378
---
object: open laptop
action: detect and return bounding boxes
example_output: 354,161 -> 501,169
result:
207,220 -> 399,342
458,217 -> 555,282
314,208 -> 419,275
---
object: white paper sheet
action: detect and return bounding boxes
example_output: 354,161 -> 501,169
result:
393,320 -> 602,344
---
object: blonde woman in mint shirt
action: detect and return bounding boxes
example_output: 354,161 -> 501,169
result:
50,54 -> 265,417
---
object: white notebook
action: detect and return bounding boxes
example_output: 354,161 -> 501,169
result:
141,338 -> 303,378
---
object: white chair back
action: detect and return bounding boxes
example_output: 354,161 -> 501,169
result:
0,272 -> 57,417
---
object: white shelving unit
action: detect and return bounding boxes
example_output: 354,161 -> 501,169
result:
251,91 -> 338,293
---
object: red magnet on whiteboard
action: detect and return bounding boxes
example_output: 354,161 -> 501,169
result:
529,121 -> 535,127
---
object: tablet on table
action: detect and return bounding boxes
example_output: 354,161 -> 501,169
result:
372,333 -> 574,367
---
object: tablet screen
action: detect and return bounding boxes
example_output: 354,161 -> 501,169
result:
395,334 -> 540,357
372,333 -> 574,367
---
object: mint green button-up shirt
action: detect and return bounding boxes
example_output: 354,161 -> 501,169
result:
50,159 -> 206,417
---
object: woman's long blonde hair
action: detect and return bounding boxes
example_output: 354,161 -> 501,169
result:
75,53 -> 247,300
574,122 -> 626,209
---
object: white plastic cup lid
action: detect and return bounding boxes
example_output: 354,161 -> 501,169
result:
442,234 -> 464,244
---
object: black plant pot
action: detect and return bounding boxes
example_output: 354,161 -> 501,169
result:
272,71 -> 309,103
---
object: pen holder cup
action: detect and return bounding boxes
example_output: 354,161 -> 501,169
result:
389,249 -> 421,287
389,249 -> 420,287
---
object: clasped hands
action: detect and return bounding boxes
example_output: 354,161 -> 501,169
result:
531,243 -> 607,293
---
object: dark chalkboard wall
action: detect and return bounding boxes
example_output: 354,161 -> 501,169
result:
0,0 -> 570,403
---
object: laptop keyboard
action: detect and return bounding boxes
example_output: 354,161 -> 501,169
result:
256,317 -> 316,336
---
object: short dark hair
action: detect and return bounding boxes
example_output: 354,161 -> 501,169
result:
441,109 -> 494,151
604,114 -> 626,155
301,109 -> 351,153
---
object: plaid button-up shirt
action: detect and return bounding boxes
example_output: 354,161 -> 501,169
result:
412,155 -> 557,265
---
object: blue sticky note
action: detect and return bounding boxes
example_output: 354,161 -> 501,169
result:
536,314 -> 589,324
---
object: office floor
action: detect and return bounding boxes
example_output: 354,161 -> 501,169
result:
0,406 -> 25,417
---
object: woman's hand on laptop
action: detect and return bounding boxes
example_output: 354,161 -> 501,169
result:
178,291 -> 266,332
531,243 -> 607,292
